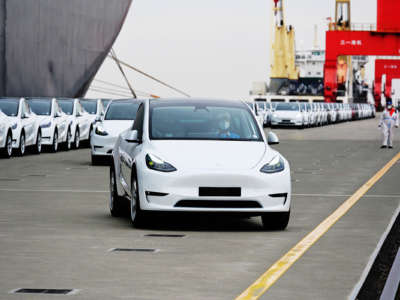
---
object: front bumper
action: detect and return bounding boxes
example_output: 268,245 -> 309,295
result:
91,134 -> 117,156
137,166 -> 291,213
40,128 -> 53,145
271,118 -> 302,126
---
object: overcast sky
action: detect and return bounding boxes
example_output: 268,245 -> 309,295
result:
87,0 -> 379,100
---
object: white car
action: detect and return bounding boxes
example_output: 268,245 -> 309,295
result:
27,98 -> 70,152
110,99 -> 291,230
91,99 -> 142,165
245,101 -> 264,127
299,102 -> 310,127
58,98 -> 93,148
271,102 -> 304,128
0,98 -> 42,156
80,99 -> 105,124
0,110 -> 14,158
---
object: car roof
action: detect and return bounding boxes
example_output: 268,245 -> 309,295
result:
149,98 -> 247,108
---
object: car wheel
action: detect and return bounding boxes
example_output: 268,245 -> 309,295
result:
35,131 -> 42,154
65,128 -> 72,151
52,131 -> 58,153
130,170 -> 145,227
17,132 -> 25,156
1,132 -> 13,158
261,210 -> 290,231
74,128 -> 80,149
109,166 -> 125,217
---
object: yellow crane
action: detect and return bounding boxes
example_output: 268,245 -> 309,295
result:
270,0 -> 298,93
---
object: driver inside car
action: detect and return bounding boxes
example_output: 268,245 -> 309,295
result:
216,112 -> 240,139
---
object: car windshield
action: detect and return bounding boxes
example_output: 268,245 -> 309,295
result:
150,101 -> 262,141
256,102 -> 265,110
276,102 -> 300,111
58,100 -> 74,115
0,99 -> 19,116
266,103 -> 271,109
105,101 -> 140,120
27,99 -> 52,116
81,101 -> 97,114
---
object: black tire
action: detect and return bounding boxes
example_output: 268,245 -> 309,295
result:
91,154 -> 103,165
34,131 -> 42,154
51,130 -> 58,153
130,168 -> 145,227
261,210 -> 290,231
1,131 -> 13,158
65,128 -> 72,151
109,165 -> 125,217
74,128 -> 80,149
17,132 -> 25,156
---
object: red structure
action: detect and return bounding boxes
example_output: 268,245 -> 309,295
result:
374,60 -> 400,105
324,0 -> 400,105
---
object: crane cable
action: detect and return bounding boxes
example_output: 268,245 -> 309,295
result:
93,79 -> 160,98
109,48 -> 137,99
107,54 -> 191,98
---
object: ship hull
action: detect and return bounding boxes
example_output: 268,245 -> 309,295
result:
0,0 -> 132,98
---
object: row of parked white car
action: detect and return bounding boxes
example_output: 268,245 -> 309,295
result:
0,97 -> 110,158
246,101 -> 376,129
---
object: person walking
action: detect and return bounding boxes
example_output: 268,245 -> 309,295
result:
379,99 -> 399,149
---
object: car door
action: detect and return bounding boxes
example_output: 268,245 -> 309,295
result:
119,103 -> 144,197
54,101 -> 67,141
76,102 -> 89,138
21,101 -> 36,145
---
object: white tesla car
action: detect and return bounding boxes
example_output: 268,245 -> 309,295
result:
80,99 -> 105,124
58,98 -> 93,149
91,99 -> 142,165
0,110 -> 14,158
110,99 -> 291,230
0,98 -> 42,156
27,98 -> 70,152
271,102 -> 304,128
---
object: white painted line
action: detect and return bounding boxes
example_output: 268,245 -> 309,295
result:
348,204 -> 400,299
380,245 -> 400,300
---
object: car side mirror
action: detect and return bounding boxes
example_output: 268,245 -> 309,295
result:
267,131 -> 279,145
124,130 -> 141,143
95,116 -> 102,122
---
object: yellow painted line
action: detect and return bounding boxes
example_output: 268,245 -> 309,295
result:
236,151 -> 400,300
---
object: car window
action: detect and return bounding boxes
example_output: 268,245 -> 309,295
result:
149,103 -> 262,141
276,103 -> 300,111
27,99 -> 52,116
105,101 -> 140,120
81,101 -> 97,114
132,103 -> 145,139
58,101 -> 74,115
0,99 -> 20,116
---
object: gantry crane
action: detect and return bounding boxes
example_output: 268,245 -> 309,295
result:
269,0 -> 298,94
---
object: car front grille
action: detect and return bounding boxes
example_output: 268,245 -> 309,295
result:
175,200 -> 262,209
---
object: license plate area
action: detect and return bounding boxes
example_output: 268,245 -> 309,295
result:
199,187 -> 241,197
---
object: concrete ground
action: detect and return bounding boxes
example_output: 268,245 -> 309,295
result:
0,116 -> 399,299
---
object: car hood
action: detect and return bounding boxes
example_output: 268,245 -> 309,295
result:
274,111 -> 301,118
103,120 -> 134,137
149,140 -> 267,170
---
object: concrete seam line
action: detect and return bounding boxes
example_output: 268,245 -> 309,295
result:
235,151 -> 400,300
348,203 -> 400,299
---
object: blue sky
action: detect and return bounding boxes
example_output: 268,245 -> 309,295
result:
88,0 -> 378,99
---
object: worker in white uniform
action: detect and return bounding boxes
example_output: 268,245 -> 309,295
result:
379,99 -> 399,149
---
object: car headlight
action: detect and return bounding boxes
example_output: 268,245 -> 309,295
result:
296,113 -> 302,119
40,121 -> 52,128
95,124 -> 108,136
260,155 -> 285,174
272,113 -> 278,118
11,123 -> 17,130
146,154 -> 177,172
